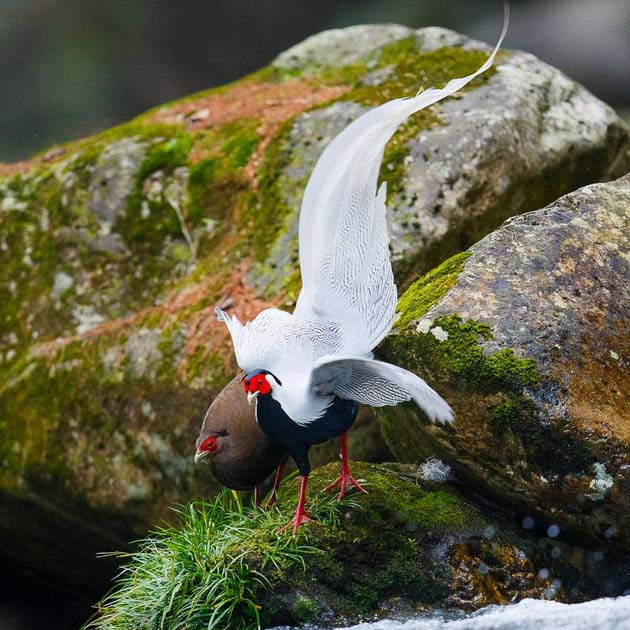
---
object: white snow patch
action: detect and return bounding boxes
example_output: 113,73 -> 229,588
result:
333,596 -> 630,630
420,458 -> 452,483
588,463 -> 614,501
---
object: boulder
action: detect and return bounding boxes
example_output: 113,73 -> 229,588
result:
252,26 -> 630,293
377,174 -> 630,553
0,22 -> 627,609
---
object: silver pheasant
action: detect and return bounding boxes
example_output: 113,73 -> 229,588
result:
217,12 -> 508,533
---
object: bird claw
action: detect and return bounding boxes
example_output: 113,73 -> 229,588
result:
278,510 -> 313,536
323,471 -> 368,501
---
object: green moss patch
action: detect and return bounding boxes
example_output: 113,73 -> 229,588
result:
396,252 -> 471,328
0,330 -> 216,495
378,312 -> 593,476
218,121 -> 261,169
0,170 -> 65,347
382,314 -> 539,396
50,120 -> 188,171
245,119 -> 296,264
359,40 -> 497,105
85,463 -> 492,629
117,133 -> 193,244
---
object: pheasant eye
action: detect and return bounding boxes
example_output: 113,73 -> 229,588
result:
201,437 -> 218,453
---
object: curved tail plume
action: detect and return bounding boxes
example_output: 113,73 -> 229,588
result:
294,3 -> 509,355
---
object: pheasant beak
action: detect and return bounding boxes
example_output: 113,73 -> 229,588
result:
247,391 -> 259,406
194,449 -> 208,464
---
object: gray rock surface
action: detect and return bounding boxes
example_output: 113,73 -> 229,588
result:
254,26 -> 630,294
414,26 -> 488,52
377,174 -> 630,552
388,44 -> 630,280
273,24 -> 413,71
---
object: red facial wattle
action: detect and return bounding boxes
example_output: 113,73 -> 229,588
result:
200,436 -> 218,453
243,374 -> 271,396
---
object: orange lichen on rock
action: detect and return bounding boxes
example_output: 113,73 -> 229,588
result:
153,79 -> 349,178
559,325 -> 630,445
152,79 -> 348,132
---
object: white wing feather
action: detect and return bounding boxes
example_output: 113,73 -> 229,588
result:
216,306 -> 343,380
310,355 -> 454,425
215,307 -> 292,374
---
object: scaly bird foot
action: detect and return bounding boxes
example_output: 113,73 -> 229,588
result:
278,510 -> 313,536
323,471 -> 368,501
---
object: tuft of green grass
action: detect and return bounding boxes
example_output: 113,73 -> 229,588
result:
85,487 -> 357,630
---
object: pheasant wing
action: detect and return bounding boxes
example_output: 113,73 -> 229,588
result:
216,306 -> 343,378
309,355 -> 454,425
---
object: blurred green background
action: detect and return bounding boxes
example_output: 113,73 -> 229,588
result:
1,0 -> 628,163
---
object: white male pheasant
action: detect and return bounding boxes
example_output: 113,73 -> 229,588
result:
217,15 -> 508,534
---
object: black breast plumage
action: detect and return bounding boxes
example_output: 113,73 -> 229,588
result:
255,395 -> 358,476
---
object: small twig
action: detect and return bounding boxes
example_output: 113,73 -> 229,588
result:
167,196 -> 197,261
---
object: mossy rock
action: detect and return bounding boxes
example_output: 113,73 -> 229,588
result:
0,22 -> 628,609
376,175 -> 630,555
87,462 -> 611,629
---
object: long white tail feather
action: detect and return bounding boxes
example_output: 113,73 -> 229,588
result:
295,6 -> 508,356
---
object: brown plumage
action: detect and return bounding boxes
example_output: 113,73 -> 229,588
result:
195,375 -> 287,494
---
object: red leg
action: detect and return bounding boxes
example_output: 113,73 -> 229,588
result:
265,464 -> 285,508
323,433 -> 368,500
278,475 -> 312,536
